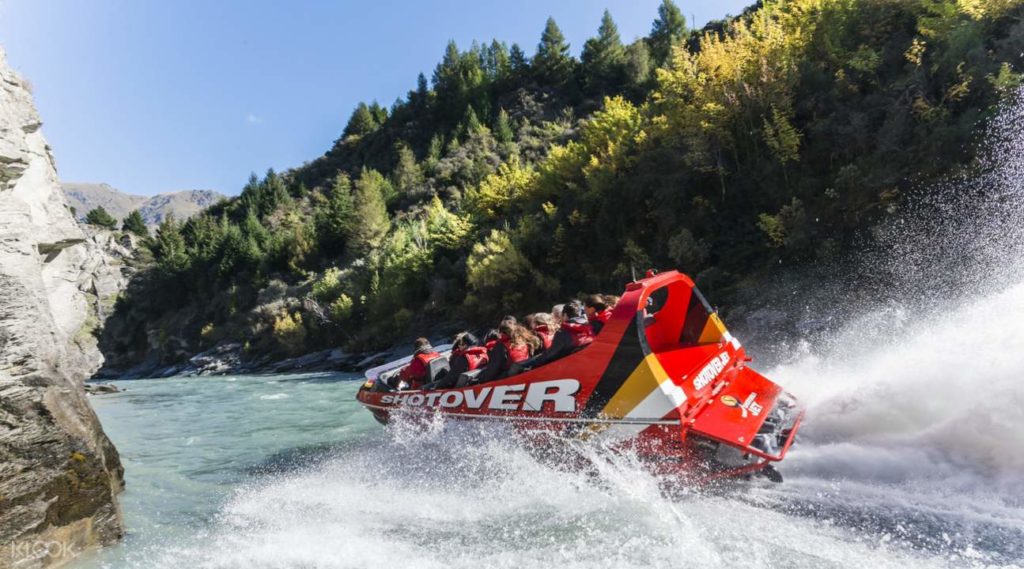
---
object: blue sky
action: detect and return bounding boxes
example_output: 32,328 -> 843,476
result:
0,0 -> 749,196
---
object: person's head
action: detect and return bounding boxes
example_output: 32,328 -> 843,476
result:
484,329 -> 500,343
551,304 -> 565,324
501,315 -> 518,325
500,321 -> 532,347
562,301 -> 582,320
603,294 -> 620,308
499,320 -> 516,339
524,313 -> 537,328
413,337 -> 432,353
584,294 -> 608,317
531,312 -> 553,330
453,332 -> 479,350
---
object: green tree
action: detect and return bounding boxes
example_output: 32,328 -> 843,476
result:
342,102 -> 378,139
623,40 -> 653,97
581,10 -> 627,96
493,108 -> 514,145
391,143 -> 424,200
150,214 -> 189,277
121,209 -> 149,237
533,17 -> 574,87
315,173 -> 355,258
649,0 -> 687,66
509,43 -> 530,78
460,105 -> 484,137
84,206 -> 118,229
346,170 -> 390,257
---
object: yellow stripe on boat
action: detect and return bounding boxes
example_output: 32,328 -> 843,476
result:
597,354 -> 670,419
697,312 -> 727,344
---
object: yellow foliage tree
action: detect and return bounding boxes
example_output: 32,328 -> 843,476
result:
425,195 -> 473,249
467,156 -> 539,218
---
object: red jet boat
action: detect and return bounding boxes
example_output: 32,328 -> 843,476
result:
356,270 -> 803,483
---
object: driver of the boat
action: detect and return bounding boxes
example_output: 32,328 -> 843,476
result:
392,337 -> 441,390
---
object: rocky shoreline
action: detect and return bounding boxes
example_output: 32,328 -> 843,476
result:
95,341 -> 412,381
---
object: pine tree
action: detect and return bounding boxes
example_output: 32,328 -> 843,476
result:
486,40 -> 511,80
151,214 -> 189,276
509,43 -> 529,78
84,206 -> 118,229
623,40 -> 653,98
122,209 -> 149,237
392,143 -> 424,198
461,106 -> 483,137
581,10 -> 627,96
368,102 -> 388,124
346,170 -> 390,257
425,134 -> 444,173
649,0 -> 687,66
533,17 -> 574,87
493,108 -> 514,145
343,102 -> 378,139
315,173 -> 354,258
412,72 -> 429,107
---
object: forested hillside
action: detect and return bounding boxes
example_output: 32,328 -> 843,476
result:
102,0 -> 1024,370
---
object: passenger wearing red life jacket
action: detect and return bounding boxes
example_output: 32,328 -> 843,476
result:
477,321 -> 532,383
395,337 -> 441,390
434,332 -> 489,389
524,312 -> 555,352
518,302 -> 594,371
585,294 -> 613,335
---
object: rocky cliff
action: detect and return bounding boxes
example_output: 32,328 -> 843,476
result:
0,49 -> 124,567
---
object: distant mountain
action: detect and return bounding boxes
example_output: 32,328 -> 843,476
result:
62,182 -> 225,227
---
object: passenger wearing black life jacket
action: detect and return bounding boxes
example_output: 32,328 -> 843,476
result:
585,294 -> 613,334
434,332 -> 489,389
517,301 -> 595,371
476,321 -> 532,384
394,337 -> 441,390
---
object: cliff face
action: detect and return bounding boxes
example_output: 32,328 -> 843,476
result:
0,49 -> 124,567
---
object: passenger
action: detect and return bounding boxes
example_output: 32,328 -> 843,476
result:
476,322 -> 531,383
529,312 -> 555,351
483,329 -> 500,350
518,302 -> 595,370
551,304 -> 566,326
603,294 -> 620,308
394,337 -> 441,390
585,294 -> 613,334
435,332 -> 488,389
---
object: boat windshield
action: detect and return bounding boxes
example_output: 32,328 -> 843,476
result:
641,279 -> 727,352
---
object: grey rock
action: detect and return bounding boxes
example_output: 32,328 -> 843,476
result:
84,383 -> 119,394
0,48 -> 124,568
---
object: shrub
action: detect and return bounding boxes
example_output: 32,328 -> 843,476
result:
272,311 -> 307,355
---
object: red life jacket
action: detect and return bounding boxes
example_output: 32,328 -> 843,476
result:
593,308 -> 613,325
561,321 -> 595,347
398,350 -> 440,386
460,346 -> 489,370
499,335 -> 530,368
533,324 -> 554,350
